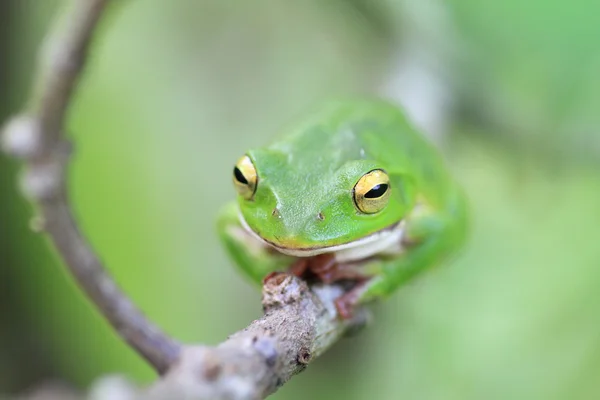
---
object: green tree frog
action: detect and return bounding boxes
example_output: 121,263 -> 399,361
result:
218,99 -> 467,318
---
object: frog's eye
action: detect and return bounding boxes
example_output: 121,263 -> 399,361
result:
353,169 -> 391,214
233,155 -> 258,200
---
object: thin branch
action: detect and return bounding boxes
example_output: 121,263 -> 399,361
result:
34,0 -> 108,148
1,0 -> 180,374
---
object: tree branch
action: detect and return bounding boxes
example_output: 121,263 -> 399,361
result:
1,0 -> 180,374
2,1 -> 367,398
147,274 -> 367,400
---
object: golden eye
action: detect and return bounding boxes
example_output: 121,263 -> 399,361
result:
353,169 -> 391,214
233,155 -> 258,200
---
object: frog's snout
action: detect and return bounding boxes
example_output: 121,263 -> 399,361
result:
272,207 -> 326,225
272,207 -> 325,222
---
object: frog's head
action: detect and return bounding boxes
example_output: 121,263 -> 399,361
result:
231,147 -> 416,260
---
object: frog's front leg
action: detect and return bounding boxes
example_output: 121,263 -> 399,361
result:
335,199 -> 467,318
217,202 -> 295,285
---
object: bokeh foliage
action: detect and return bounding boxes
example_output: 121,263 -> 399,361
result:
2,1 -> 599,399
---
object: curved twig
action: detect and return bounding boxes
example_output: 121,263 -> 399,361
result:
1,0 -> 180,374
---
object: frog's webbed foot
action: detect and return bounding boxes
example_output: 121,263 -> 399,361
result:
288,258 -> 309,278
305,254 -> 337,283
282,254 -> 372,319
334,280 -> 368,320
298,254 -> 368,284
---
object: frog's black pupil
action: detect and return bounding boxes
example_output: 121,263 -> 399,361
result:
234,167 -> 248,184
364,183 -> 388,198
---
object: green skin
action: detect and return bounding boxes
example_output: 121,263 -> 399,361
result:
218,99 -> 467,315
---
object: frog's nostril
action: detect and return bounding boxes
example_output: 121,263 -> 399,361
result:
317,212 -> 325,221
272,208 -> 281,218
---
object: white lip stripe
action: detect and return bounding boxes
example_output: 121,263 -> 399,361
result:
238,209 -> 405,261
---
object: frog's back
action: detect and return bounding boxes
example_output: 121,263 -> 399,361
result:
269,99 -> 457,208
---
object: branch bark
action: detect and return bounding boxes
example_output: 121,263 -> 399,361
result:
1,1 -> 366,399
147,274 -> 366,400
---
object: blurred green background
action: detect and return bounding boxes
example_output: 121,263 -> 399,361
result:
2,0 -> 599,399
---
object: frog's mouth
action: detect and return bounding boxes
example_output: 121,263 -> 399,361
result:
238,211 -> 405,262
